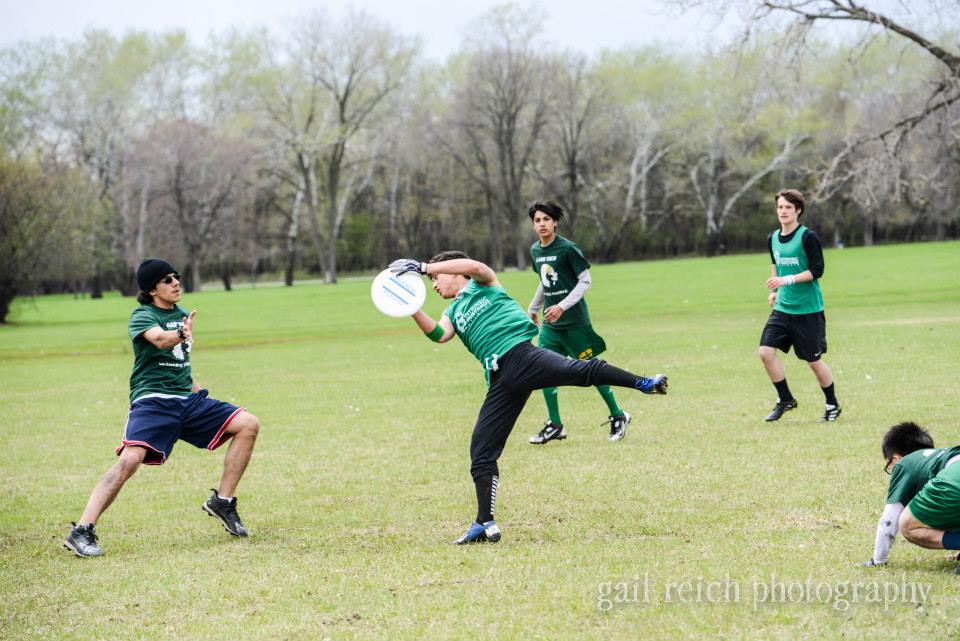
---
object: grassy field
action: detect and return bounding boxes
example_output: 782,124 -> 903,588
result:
1,241 -> 959,640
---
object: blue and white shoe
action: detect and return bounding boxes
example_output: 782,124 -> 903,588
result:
454,520 -> 501,545
638,374 -> 668,395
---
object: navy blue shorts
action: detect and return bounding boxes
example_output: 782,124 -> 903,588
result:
116,390 -> 244,465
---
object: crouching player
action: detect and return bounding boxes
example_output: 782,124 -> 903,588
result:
863,422 -> 960,567
389,252 -> 668,545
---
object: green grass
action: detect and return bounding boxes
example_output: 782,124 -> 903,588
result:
1,241 -> 959,640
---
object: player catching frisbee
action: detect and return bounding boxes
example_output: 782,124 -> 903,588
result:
388,252 -> 668,545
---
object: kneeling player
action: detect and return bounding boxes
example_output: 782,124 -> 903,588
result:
389,252 -> 668,544
863,421 -> 960,566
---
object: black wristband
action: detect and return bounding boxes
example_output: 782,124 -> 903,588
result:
177,327 -> 186,340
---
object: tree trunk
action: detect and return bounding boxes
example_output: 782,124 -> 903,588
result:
221,266 -> 232,292
0,280 -> 14,324
863,216 -> 875,247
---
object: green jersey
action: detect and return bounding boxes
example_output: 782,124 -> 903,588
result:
128,304 -> 193,402
444,279 -> 538,384
887,446 -> 960,505
530,235 -> 591,330
770,224 -> 824,315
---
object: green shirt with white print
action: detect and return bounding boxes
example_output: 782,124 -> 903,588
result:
128,304 -> 193,402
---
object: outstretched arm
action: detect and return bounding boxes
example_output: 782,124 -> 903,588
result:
412,310 -> 456,343
425,259 -> 498,286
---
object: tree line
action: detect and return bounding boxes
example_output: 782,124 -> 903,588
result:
1,1 -> 958,322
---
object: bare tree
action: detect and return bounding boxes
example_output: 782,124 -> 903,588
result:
441,4 -> 552,269
290,9 -> 416,283
146,120 -> 248,291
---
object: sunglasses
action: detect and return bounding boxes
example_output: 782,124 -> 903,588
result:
161,273 -> 181,285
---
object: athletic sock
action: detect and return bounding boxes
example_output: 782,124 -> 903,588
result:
773,378 -> 794,402
596,385 -> 623,417
474,474 -> 498,524
821,383 -> 838,406
596,361 -> 646,389
542,387 -> 562,425
942,532 -> 960,550
217,494 -> 233,501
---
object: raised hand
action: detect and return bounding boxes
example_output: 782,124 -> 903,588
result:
389,258 -> 427,277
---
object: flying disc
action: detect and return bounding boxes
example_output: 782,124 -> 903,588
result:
371,269 -> 427,317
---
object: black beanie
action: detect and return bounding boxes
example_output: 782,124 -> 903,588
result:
137,259 -> 177,292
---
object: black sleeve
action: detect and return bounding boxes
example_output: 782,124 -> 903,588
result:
802,229 -> 824,279
767,232 -> 775,264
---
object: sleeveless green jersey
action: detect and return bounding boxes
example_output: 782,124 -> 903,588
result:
444,279 -> 538,383
127,304 -> 193,402
887,446 -> 960,504
530,235 -> 591,329
771,225 -> 823,315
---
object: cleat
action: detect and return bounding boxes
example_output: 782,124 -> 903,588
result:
638,374 -> 668,395
529,421 -> 566,444
454,520 -> 501,545
64,522 -> 103,557
764,398 -> 798,422
607,412 -> 631,442
202,489 -> 249,537
818,404 -> 842,423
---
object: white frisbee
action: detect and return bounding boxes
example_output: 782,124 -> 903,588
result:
371,269 -> 427,317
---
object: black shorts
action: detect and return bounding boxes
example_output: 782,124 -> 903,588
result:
760,310 -> 827,362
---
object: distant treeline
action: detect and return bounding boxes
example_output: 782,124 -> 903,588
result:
1,2 -> 957,321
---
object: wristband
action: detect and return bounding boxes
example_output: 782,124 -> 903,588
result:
177,327 -> 186,340
782,275 -> 796,286
425,324 -> 444,342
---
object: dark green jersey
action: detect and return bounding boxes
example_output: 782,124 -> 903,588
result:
770,224 -> 824,315
444,279 -> 538,384
128,304 -> 193,402
530,235 -> 591,330
887,446 -> 960,504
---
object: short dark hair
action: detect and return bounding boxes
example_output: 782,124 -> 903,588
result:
429,250 -> 470,263
775,189 -> 805,217
137,291 -> 154,305
528,201 -> 565,222
882,421 -> 934,460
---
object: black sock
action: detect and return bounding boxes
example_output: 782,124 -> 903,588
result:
474,474 -> 498,524
822,383 -> 838,406
773,378 -> 793,402
597,361 -> 645,389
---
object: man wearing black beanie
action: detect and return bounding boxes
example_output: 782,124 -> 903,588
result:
64,259 -> 261,557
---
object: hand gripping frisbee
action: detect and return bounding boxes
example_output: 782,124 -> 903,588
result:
371,269 -> 427,317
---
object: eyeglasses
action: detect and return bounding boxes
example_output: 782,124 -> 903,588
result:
884,457 -> 895,475
161,273 -> 181,285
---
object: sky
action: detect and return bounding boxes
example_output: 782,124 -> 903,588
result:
0,0 -> 746,60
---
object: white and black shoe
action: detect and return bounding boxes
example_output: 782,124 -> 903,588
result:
529,421 -> 566,444
203,489 -> 249,537
64,522 -> 103,557
818,404 -> 842,422
607,412 -> 631,442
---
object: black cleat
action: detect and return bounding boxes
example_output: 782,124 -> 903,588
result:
817,404 -> 842,422
607,412 -> 631,442
203,489 -> 249,537
529,421 -> 567,444
764,398 -> 798,422
64,522 -> 103,557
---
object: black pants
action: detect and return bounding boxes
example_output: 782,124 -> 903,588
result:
469,341 -> 639,480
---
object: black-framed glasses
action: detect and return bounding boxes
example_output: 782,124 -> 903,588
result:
161,273 -> 181,285
884,457 -> 895,475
